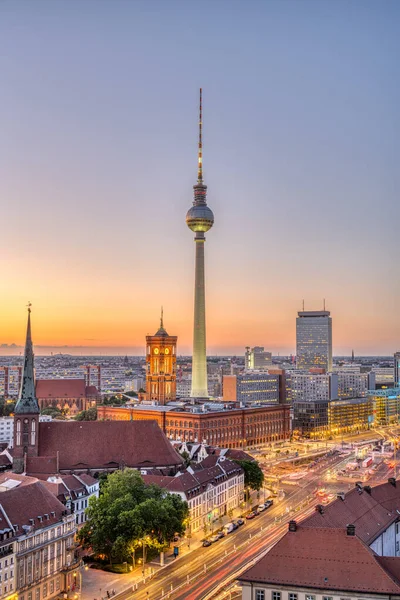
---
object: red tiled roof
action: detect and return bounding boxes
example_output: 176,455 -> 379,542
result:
36,379 -> 97,398
240,526 -> 400,594
34,420 -> 183,471
77,473 -> 97,486
0,481 -> 67,529
302,482 -> 398,544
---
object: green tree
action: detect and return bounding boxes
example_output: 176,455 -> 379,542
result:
78,469 -> 188,564
234,460 -> 264,491
41,406 -> 62,418
75,407 -> 98,421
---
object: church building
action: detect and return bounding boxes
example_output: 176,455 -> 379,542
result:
13,309 -> 183,476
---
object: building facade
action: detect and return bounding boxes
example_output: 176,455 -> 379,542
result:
143,455 -> 244,534
145,314 -> 177,404
296,310 -> 332,372
337,370 -> 375,399
292,400 -> 329,437
35,380 -> 99,414
395,352 -> 400,387
0,475 -> 78,600
0,366 -> 22,398
287,372 -> 338,403
222,373 -> 280,404
328,397 -> 373,435
97,402 -> 291,448
244,347 -> 272,370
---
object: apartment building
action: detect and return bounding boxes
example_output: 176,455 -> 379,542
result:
0,474 -> 77,600
142,455 -> 244,534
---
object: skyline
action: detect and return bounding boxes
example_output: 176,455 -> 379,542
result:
1,0 -> 399,355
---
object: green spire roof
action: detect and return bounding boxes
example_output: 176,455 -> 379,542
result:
14,306 -> 39,415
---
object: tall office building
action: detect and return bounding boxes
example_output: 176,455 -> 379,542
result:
245,346 -> 272,370
394,352 -> 400,387
296,310 -> 332,372
186,89 -> 214,398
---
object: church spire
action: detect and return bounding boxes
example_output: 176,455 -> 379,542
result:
15,304 -> 39,415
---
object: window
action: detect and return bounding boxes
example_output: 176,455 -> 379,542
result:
56,578 -> 60,590
256,591 -> 265,600
289,594 -> 298,600
306,596 -> 315,600
397,541 -> 400,552
272,592 -> 281,600
36,588 -> 40,600
323,597 -> 333,600
43,584 -> 48,598
50,581 -> 54,594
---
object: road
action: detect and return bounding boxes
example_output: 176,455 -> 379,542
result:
111,452 -> 352,600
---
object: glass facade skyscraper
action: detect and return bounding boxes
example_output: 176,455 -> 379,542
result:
296,310 -> 332,372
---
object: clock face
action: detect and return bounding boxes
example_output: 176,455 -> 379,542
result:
154,348 -> 159,355
164,348 -> 170,355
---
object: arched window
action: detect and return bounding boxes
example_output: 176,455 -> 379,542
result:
16,420 -> 21,446
31,419 -> 36,446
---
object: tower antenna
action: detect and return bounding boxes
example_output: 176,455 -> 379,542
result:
323,298 -> 326,311
160,306 -> 164,329
302,299 -> 305,311
198,88 -> 203,183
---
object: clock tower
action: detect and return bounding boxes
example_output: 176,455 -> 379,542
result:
145,310 -> 177,405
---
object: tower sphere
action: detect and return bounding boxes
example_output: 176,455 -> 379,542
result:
186,204 -> 214,233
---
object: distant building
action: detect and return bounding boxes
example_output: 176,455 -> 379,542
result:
337,370 -> 376,399
0,366 -> 22,397
296,310 -> 332,371
245,347 -> 272,370
395,352 -> 400,386
371,367 -> 395,386
145,312 -> 177,404
287,372 -> 338,403
97,402 -> 291,448
222,373 -> 280,404
292,400 -> 329,437
328,397 -> 374,435
369,388 -> 400,426
35,379 -> 99,414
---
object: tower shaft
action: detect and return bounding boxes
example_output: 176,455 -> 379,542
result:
191,237 -> 208,398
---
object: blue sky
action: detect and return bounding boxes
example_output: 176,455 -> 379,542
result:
0,0 -> 399,354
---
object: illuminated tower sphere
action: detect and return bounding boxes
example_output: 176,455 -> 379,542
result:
186,89 -> 214,398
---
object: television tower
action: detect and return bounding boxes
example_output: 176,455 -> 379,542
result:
186,89 -> 214,398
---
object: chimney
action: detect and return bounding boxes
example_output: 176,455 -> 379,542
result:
389,477 -> 397,487
347,524 -> 356,536
315,504 -> 324,514
288,520 -> 297,532
337,492 -> 345,501
364,485 -> 372,495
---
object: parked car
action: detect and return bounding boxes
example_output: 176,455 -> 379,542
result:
202,539 -> 212,547
258,504 -> 266,512
223,522 -> 235,534
237,518 -> 245,526
209,535 -> 220,543
216,530 -> 225,539
246,511 -> 257,520
231,521 -> 239,530
264,500 -> 274,509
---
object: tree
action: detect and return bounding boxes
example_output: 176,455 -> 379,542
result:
75,407 -> 97,421
0,398 -> 15,417
41,406 -> 63,418
78,469 -> 188,564
234,460 -> 264,491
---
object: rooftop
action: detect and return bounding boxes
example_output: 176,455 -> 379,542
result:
240,525 -> 400,594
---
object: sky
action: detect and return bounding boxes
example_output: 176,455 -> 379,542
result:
1,0 -> 399,356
